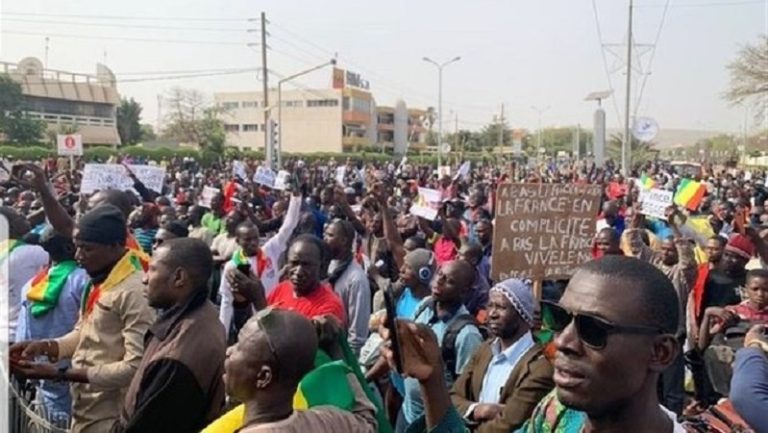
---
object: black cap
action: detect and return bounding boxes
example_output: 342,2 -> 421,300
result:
76,204 -> 127,246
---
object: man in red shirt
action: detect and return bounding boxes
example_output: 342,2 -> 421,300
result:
228,234 -> 346,327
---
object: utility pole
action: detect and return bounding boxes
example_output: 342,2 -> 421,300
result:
497,104 -> 505,153
44,36 -> 50,67
260,12 -> 271,166
622,0 -> 634,175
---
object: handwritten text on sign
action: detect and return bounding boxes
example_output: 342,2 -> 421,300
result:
491,183 -> 602,280
638,188 -> 673,220
80,164 -> 166,195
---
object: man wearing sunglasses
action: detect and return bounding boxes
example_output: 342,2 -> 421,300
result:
385,256 -> 688,433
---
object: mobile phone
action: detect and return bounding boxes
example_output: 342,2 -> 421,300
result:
383,285 -> 404,374
237,264 -> 252,276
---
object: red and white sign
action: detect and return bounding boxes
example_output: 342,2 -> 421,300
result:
57,134 -> 83,156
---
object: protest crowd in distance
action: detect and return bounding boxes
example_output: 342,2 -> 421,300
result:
2,153 -> 767,433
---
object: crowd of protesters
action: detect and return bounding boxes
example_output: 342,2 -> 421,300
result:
1,151 -> 767,433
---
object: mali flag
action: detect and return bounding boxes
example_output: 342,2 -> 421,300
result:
674,179 -> 707,211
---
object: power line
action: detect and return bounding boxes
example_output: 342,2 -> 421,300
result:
1,11 -> 248,22
15,68 -> 260,86
0,17 -> 253,32
633,0 -> 671,119
1,30 -> 248,46
591,0 -> 624,126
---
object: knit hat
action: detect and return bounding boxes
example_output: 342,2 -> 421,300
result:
725,234 -> 755,261
76,204 -> 127,245
404,248 -> 436,283
490,278 -> 535,327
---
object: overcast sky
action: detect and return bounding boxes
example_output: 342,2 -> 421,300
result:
1,0 -> 766,134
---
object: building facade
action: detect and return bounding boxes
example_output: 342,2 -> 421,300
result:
215,68 -> 429,154
3,57 -> 121,145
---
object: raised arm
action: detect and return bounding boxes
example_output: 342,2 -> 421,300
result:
23,163 -> 75,237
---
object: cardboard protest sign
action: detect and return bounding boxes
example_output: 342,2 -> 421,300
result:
638,188 -> 673,220
491,183 -> 601,280
410,187 -> 441,220
438,166 -> 451,178
199,186 -> 220,209
80,164 -> 166,195
253,166 -> 277,188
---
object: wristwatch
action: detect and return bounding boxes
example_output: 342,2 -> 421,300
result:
55,365 -> 70,382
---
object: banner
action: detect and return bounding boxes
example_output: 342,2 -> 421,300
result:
410,187 -> 441,221
492,183 -> 601,280
81,164 -> 166,194
638,188 -> 673,220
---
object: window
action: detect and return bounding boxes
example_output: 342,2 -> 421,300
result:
281,100 -> 303,108
243,124 -> 259,132
347,97 -> 370,113
224,124 -> 240,132
242,101 -> 259,108
221,102 -> 240,110
307,99 -> 339,108
343,97 -> 350,110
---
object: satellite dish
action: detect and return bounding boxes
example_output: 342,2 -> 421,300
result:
441,143 -> 451,153
632,117 -> 659,142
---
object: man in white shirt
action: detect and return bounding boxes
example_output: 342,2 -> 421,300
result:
0,206 -> 49,343
218,191 -> 302,336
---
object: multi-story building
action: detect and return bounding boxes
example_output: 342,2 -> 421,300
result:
3,57 -> 121,145
215,67 -> 429,154
375,101 -> 429,153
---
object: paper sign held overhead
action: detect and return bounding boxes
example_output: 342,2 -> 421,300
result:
199,186 -> 220,209
410,187 -> 442,221
273,170 -> 291,190
81,164 -> 166,195
57,134 -> 83,156
492,183 -> 601,281
638,188 -> 673,220
253,166 -> 277,188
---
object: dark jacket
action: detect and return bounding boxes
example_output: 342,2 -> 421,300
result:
115,290 -> 227,433
450,339 -> 554,433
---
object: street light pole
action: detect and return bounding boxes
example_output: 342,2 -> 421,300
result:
531,105 -> 550,152
423,56 -> 461,168
274,59 -> 336,169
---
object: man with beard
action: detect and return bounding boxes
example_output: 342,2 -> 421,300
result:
381,256 -> 687,433
450,279 -> 554,433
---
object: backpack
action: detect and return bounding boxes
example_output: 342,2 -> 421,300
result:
413,298 -> 487,380
682,400 -> 755,433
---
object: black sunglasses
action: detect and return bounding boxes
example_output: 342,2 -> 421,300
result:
541,301 -> 664,350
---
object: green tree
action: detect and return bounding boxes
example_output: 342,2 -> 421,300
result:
117,97 -> 144,145
0,74 -> 44,144
725,35 -> 768,124
140,124 -> 157,142
608,133 -> 658,165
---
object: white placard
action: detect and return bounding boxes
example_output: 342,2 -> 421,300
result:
199,186 -> 220,208
438,166 -> 451,178
80,164 -> 166,195
273,170 -> 291,191
336,166 -> 347,185
232,160 -> 247,180
253,166 -> 276,188
410,187 -> 442,221
454,161 -> 471,181
638,188 -> 673,220
57,134 -> 83,156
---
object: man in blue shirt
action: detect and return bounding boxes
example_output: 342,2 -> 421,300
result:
730,325 -> 768,432
16,228 -> 88,424
398,260 -> 483,432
